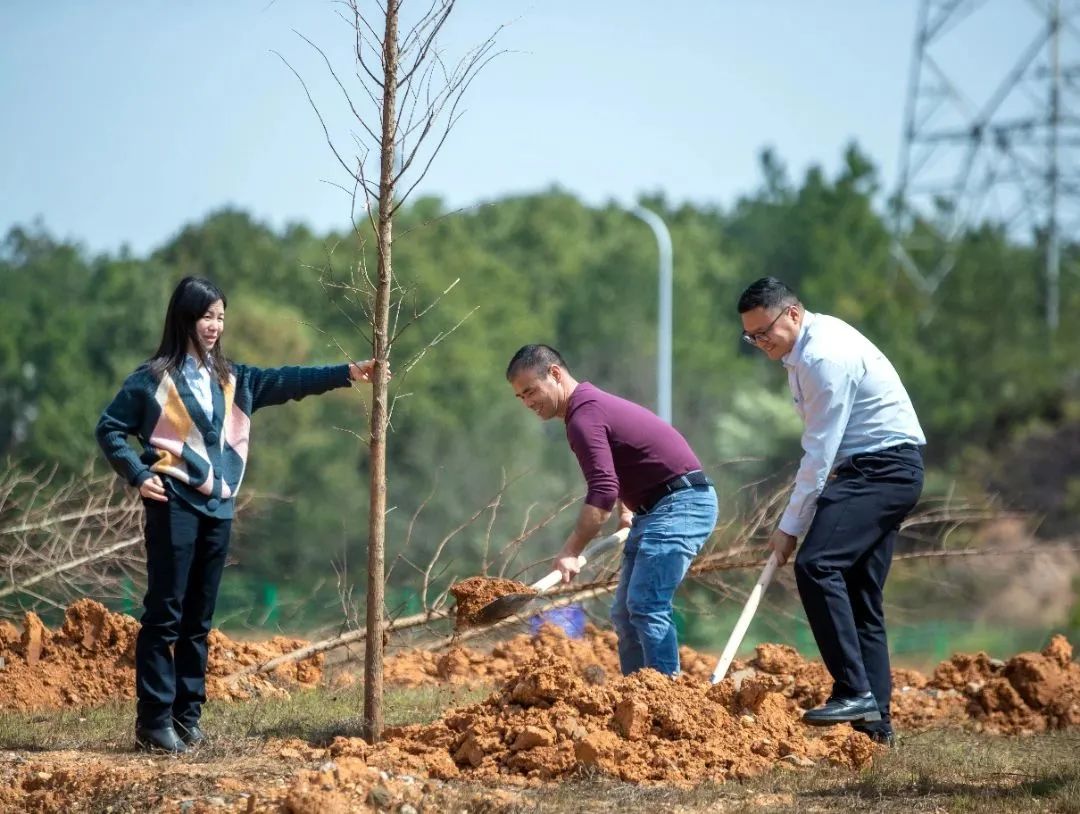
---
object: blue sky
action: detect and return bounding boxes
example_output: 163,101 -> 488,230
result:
1,1 -> 1030,254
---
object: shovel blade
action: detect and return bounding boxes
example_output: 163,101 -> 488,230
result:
474,592 -> 539,625
469,529 -> 629,626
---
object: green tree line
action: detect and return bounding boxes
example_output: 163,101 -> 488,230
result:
2,145 -> 1077,628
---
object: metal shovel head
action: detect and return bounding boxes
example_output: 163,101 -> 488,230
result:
473,591 -> 541,625
471,529 -> 629,626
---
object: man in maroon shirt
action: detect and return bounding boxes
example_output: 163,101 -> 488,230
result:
507,344 -> 718,675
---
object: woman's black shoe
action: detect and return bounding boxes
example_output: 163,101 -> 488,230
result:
175,722 -> 207,747
135,725 -> 188,753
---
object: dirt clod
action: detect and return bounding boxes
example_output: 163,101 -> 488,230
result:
0,600 -> 324,712
370,653 -> 880,786
449,576 -> 537,629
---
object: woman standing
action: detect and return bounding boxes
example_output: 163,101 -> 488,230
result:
97,276 -> 380,753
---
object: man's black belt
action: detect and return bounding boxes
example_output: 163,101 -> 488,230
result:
849,442 -> 920,463
635,470 -> 713,515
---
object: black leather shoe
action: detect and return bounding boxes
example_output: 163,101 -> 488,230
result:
135,725 -> 188,754
174,722 -> 208,747
869,730 -> 896,747
802,693 -> 882,726
854,727 -> 896,748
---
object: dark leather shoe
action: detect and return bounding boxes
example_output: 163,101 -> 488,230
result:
854,727 -> 896,747
174,722 -> 208,747
135,725 -> 188,754
869,730 -> 895,748
802,693 -> 882,726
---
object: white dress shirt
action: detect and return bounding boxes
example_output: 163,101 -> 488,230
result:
181,354 -> 214,420
779,311 -> 925,538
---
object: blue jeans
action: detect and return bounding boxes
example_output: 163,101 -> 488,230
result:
610,485 -> 718,676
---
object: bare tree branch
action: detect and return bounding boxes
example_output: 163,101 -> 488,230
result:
0,536 -> 142,603
273,52 -> 358,184
294,30 -> 381,145
0,464 -> 145,615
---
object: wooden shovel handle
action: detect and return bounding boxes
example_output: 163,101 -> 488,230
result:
710,552 -> 779,684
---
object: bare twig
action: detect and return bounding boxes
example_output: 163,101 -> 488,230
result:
0,463 -> 145,616
0,536 -> 142,602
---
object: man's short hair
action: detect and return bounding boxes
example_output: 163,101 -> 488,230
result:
737,277 -> 801,314
506,344 -> 569,381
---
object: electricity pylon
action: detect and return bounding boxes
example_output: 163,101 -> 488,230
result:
892,0 -> 1080,330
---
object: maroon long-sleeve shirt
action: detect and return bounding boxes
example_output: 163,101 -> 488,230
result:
564,382 -> 703,512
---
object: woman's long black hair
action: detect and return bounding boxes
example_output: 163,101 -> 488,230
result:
149,276 -> 231,385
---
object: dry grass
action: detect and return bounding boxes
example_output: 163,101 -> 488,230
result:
0,682 -> 490,754
1,689 -> 1078,812
522,730 -> 1080,813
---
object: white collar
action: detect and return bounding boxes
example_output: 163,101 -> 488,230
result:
183,354 -> 208,374
781,310 -> 815,369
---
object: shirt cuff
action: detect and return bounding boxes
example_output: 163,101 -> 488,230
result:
585,492 -> 618,512
778,506 -> 811,538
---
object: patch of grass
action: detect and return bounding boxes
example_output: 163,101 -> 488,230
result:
519,729 -> 1080,813
0,682 -> 491,754
835,730 -> 1080,812
0,701 -> 134,752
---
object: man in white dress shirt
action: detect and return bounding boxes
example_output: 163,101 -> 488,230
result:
737,277 -> 925,746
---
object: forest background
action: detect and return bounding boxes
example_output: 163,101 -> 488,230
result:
3,145 -> 1078,663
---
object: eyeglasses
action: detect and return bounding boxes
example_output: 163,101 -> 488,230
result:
741,307 -> 790,346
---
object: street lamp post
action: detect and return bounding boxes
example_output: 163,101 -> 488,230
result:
630,205 -> 673,423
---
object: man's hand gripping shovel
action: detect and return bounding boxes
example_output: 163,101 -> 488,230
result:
473,527 -> 630,625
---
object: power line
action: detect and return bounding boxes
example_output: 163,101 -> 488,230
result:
892,0 -> 1080,330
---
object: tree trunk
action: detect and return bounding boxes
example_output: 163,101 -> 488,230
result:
363,0 -> 399,745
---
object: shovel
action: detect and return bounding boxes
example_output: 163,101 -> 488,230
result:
710,552 -> 779,684
473,527 -> 630,625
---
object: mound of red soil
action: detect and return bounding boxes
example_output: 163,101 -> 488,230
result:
386,629 -> 1080,738
449,576 -> 538,629
384,622 -> 718,687
747,635 -> 1080,736
3,600 -> 1076,741
0,600 -> 324,712
331,655 -> 878,787
966,635 -> 1080,734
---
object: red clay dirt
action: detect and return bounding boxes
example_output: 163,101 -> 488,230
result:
384,622 -> 718,686
741,637 -> 1080,736
345,654 -> 880,786
449,576 -> 537,629
0,747 -> 520,814
0,600 -> 324,712
1,601 -> 1079,811
2,600 -> 1077,740
382,629 -> 1080,737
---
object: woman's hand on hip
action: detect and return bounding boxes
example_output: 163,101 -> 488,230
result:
139,475 -> 168,502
